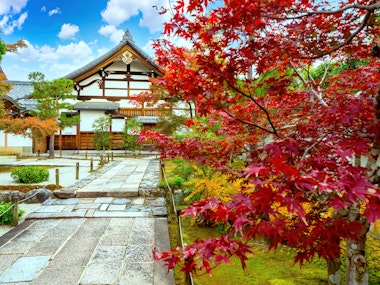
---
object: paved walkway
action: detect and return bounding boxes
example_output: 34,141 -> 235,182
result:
0,156 -> 174,285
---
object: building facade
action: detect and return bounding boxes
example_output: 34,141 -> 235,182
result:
1,30 -> 177,154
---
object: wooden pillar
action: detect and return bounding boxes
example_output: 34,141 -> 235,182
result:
141,100 -> 145,116
109,118 -> 113,150
4,132 -> 8,154
59,128 -> 62,151
76,123 -> 81,151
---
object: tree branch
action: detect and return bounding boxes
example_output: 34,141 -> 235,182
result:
221,107 -> 278,135
262,2 -> 380,21
226,80 -> 279,136
299,10 -> 372,60
291,62 -> 328,107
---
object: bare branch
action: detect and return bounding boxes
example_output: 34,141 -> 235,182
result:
320,62 -> 330,86
291,62 -> 328,107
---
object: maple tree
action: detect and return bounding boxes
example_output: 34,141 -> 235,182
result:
142,1 -> 380,284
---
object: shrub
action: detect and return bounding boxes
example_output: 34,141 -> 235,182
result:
158,175 -> 185,190
184,165 -> 252,203
171,158 -> 195,181
11,166 -> 49,183
0,202 -> 25,225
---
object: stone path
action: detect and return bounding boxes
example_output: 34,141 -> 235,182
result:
0,156 -> 174,285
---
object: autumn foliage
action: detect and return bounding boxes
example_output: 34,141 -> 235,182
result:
143,0 -> 380,282
0,117 -> 59,140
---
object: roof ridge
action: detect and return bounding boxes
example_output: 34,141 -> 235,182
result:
64,29 -> 159,80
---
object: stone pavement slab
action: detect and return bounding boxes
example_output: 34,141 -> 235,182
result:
0,156 -> 174,285
0,216 -> 174,284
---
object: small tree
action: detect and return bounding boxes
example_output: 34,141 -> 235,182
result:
122,117 -> 142,153
28,72 -> 77,158
92,115 -> 112,152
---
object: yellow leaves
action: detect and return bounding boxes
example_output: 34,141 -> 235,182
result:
184,165 -> 251,203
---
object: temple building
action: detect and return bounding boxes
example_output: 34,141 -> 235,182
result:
0,30 -> 180,154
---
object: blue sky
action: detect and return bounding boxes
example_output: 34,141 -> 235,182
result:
0,0 -> 170,81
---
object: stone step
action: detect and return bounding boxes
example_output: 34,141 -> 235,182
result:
75,188 -> 139,198
24,197 -> 168,220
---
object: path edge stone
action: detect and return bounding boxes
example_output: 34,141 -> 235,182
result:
154,218 -> 175,285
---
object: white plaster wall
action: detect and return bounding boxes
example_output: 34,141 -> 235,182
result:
112,118 -> 125,132
130,81 -> 150,89
80,110 -> 106,131
61,126 -> 77,135
80,83 -> 102,96
0,132 -> 32,147
0,131 -> 33,155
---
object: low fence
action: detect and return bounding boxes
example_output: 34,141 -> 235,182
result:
160,160 -> 194,285
0,189 -> 44,226
0,152 -> 117,226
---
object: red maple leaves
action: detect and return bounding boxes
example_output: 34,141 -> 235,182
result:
145,0 -> 380,277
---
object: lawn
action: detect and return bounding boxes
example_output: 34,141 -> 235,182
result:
169,215 -> 327,285
163,159 -> 380,285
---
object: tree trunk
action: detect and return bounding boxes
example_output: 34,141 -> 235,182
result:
327,256 -> 341,285
345,206 -> 370,285
48,134 -> 55,158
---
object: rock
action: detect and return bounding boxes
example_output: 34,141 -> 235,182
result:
0,191 -> 24,203
138,188 -> 165,198
23,188 -> 53,203
146,197 -> 166,207
54,188 -> 76,199
152,207 -> 168,217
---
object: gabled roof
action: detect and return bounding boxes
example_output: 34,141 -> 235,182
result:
64,29 -> 162,82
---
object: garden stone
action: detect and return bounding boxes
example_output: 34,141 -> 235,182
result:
0,191 -> 24,203
24,188 -> 53,203
54,188 -> 76,199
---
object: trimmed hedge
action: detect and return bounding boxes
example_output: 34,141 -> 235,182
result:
11,166 -> 49,184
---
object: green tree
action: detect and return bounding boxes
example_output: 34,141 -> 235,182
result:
92,115 -> 112,152
28,72 -> 77,158
122,117 -> 142,153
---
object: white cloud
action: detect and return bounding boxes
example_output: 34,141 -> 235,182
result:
6,40 -> 94,79
0,0 -> 28,15
97,48 -> 110,57
56,41 -> 92,61
41,6 -> 46,12
58,23 -> 79,40
0,0 -> 28,35
101,0 -> 167,33
98,25 -> 124,44
0,12 -> 28,35
48,7 -> 61,16
17,11 -> 27,28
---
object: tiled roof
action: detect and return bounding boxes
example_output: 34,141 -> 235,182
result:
64,29 -> 159,80
3,80 -> 35,111
5,80 -> 33,101
74,102 -> 120,111
137,116 -> 159,123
